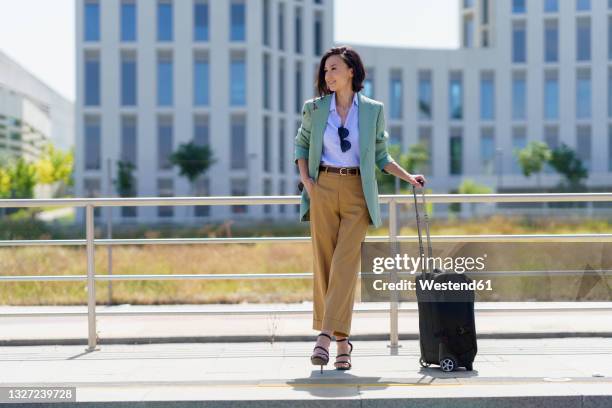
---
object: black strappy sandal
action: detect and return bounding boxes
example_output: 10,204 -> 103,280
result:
334,338 -> 353,371
310,332 -> 332,374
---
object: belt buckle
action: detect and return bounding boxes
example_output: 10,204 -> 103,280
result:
339,167 -> 348,176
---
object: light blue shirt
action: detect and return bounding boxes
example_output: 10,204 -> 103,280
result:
320,91 -> 360,167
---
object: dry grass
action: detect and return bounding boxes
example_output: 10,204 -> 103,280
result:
1,215 -> 611,305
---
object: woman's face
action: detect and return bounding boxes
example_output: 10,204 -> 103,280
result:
324,55 -> 353,93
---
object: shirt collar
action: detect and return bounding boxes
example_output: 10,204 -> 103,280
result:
330,91 -> 359,112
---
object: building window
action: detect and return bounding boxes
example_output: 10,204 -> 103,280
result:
194,1 -> 209,41
157,1 -> 173,42
194,51 -> 209,106
278,3 -> 285,50
449,71 -> 463,120
577,0 -> 590,11
263,53 -> 271,110
609,68 -> 612,118
295,61 -> 303,114
389,70 -> 402,119
194,177 -> 210,217
230,115 -> 246,170
295,7 -> 303,54
157,115 -> 173,170
512,71 -> 526,120
84,115 -> 101,170
463,16 -> 474,48
262,0 -> 270,46
314,11 -> 323,56
511,127 -> 527,174
449,128 -> 463,175
418,70 -> 432,120
84,51 -> 100,106
481,0 -> 489,24
512,21 -> 526,63
576,68 -> 591,119
609,126 -> 612,172
279,58 -> 286,112
576,17 -> 591,61
230,52 -> 246,106
278,181 -> 286,214
418,126 -> 432,176
84,1 -> 100,42
278,119 -> 286,173
84,178 -> 101,217
121,0 -> 136,42
544,125 -> 559,173
193,114 -> 209,146
157,51 -> 173,106
157,178 -> 174,217
121,51 -> 137,106
576,125 -> 591,170
120,115 -> 137,167
231,179 -> 248,213
480,71 -> 494,120
364,68 -> 374,98
544,70 -> 559,120
389,126 -> 402,150
480,127 -> 495,175
230,0 -> 246,42
263,179 -> 272,214
263,116 -> 271,173
464,0 -> 474,7
544,19 -> 558,63
609,16 -> 612,60
512,0 -> 526,13
544,0 -> 558,12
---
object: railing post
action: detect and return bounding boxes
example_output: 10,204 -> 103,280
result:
387,199 -> 400,354
86,204 -> 98,351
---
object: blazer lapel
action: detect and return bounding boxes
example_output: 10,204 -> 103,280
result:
311,94 -> 332,165
358,92 -> 373,159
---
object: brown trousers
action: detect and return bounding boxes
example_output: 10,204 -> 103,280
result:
310,170 -> 370,337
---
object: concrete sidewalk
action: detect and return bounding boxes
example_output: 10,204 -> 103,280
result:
0,338 -> 610,407
1,302 -> 611,345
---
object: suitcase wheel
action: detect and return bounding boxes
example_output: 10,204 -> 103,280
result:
419,357 -> 431,368
465,362 -> 473,371
439,356 -> 457,372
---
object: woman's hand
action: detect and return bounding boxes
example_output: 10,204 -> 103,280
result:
302,177 -> 317,197
406,174 -> 427,187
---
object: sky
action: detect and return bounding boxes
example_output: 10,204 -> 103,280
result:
0,0 -> 459,102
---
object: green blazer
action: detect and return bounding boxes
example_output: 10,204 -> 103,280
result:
293,91 -> 395,229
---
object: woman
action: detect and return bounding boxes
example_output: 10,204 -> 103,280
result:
294,45 -> 427,372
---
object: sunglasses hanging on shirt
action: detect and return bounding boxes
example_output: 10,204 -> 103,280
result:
338,126 -> 351,152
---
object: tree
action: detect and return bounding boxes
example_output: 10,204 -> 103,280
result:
376,142 -> 429,193
515,141 -> 551,189
170,142 -> 216,216
0,166 -> 10,198
547,143 -> 588,190
8,158 -> 37,199
34,144 -> 74,197
457,179 -> 492,217
114,161 -> 135,197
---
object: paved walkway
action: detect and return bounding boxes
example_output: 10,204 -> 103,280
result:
1,302 -> 611,345
0,338 -> 610,406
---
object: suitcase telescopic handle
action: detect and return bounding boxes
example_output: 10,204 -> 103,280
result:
412,180 -> 433,277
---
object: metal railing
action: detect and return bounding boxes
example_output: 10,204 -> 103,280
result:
1,192 -> 612,351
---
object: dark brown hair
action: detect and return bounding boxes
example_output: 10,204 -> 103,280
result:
315,45 -> 366,97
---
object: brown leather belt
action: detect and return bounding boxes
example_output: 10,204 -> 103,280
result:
319,165 -> 360,176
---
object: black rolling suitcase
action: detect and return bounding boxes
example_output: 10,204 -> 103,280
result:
412,184 -> 477,372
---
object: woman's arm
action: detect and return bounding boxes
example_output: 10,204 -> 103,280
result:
383,161 -> 426,187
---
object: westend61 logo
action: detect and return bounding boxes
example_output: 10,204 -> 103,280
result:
371,254 -> 487,275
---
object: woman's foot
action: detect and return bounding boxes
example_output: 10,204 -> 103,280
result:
310,332 -> 332,373
334,337 -> 353,370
